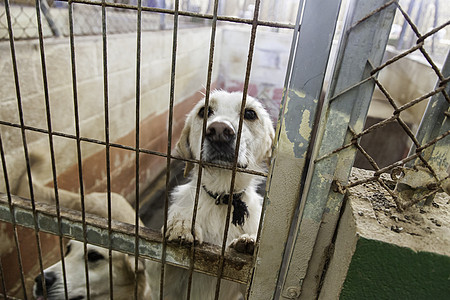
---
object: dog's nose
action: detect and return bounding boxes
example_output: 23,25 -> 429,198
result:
206,121 -> 236,143
34,271 -> 57,295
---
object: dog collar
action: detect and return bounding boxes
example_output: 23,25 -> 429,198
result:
202,185 -> 249,226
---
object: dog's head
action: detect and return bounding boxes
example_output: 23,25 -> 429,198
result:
33,240 -> 149,300
175,91 -> 274,175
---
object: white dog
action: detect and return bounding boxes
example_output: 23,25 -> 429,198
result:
150,91 -> 274,299
14,153 -> 151,300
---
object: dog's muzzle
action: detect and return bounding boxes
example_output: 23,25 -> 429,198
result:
204,121 -> 237,163
34,271 -> 57,299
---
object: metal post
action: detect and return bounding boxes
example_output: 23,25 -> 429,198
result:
248,0 -> 342,299
278,0 -> 397,299
396,52 -> 450,206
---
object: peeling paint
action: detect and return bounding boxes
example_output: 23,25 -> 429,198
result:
278,95 -> 296,155
299,110 -> 312,140
294,90 -> 306,98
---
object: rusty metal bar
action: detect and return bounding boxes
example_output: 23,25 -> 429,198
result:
3,1 -> 34,299
0,193 -> 253,283
67,0 -> 91,297
0,120 -> 267,178
0,261 -> 6,298
0,131 -> 27,300
99,0 -> 114,298
54,0 -> 296,30
185,0 -> 220,298
134,0 -> 143,299
34,0 -> 70,297
5,0 -> 48,298
214,0 -> 262,298
160,0 -> 179,298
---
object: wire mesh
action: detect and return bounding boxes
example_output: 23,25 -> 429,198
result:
316,0 -> 449,210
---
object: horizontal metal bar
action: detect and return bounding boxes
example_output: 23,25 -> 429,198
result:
0,193 -> 253,284
54,0 -> 295,30
0,120 -> 267,177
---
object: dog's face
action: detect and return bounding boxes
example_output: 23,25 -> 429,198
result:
33,240 -> 146,300
175,91 -> 274,172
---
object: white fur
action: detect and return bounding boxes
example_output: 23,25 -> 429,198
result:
150,91 -> 274,299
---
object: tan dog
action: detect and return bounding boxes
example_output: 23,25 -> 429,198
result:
149,91 -> 275,299
15,153 -> 151,300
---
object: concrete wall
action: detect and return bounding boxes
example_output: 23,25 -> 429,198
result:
0,26 -> 221,298
218,26 -> 292,123
1,26 -> 220,199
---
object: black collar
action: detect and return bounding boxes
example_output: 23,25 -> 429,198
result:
202,185 -> 249,226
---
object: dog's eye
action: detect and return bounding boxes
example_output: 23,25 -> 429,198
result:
198,106 -> 213,118
87,250 -> 105,263
244,108 -> 257,121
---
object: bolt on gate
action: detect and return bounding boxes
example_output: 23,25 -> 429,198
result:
1,0 -> 449,299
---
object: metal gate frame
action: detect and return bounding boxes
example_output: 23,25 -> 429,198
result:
250,0 -> 449,299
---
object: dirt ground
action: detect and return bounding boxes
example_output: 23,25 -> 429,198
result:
347,168 -> 449,256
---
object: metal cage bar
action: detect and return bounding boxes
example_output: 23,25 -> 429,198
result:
0,194 -> 253,282
160,0 -> 179,298
215,1 -> 262,298
67,0 -> 92,297
185,0 -> 220,297
0,132 -> 28,300
34,0 -> 71,297
134,0 -> 143,299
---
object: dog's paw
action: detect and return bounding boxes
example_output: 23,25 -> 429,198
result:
229,234 -> 255,255
165,216 -> 203,245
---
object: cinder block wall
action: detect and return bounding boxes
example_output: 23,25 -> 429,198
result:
0,26 -> 221,298
1,26 -> 221,199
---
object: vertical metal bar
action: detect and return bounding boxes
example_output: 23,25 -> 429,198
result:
160,0 -> 178,298
34,0 -> 69,297
0,131 -> 28,300
2,2 -> 30,299
247,0 -> 305,297
248,0 -> 341,298
398,52 -> 450,204
100,1 -> 114,299
279,1 -> 396,299
408,52 -> 450,163
0,261 -> 6,298
68,1 -> 91,299
185,0 -> 219,298
134,0 -> 142,299
214,0 -> 261,298
6,0 -> 48,298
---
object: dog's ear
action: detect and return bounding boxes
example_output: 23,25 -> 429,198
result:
174,122 -> 194,177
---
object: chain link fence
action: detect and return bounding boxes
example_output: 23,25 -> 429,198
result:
320,0 -> 449,210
